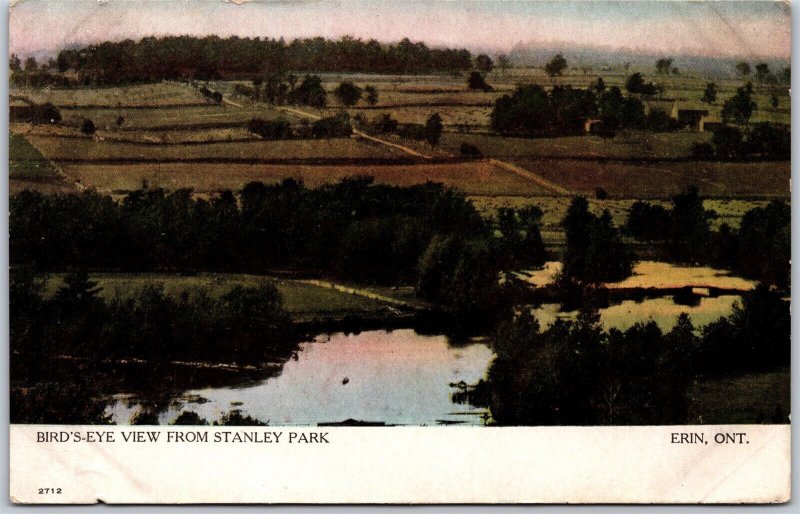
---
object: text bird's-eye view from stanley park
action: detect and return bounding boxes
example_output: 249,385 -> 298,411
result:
8,0 -> 791,426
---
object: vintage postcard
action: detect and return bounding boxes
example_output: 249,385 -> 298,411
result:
7,0 -> 791,504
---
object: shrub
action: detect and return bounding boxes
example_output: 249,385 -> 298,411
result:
312,113 -> 352,138
467,71 -> 493,92
80,118 -> 96,135
690,142 -> 715,159
459,142 -> 483,159
247,118 -> 292,140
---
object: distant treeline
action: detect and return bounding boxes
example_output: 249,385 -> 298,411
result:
54,36 -> 473,83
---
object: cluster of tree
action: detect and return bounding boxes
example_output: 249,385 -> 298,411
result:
247,118 -> 293,140
396,113 -> 444,145
626,187 -> 714,264
359,113 -> 399,134
735,61 -> 790,85
237,76 -> 377,110
197,85 -> 223,104
544,54 -> 568,77
10,70 -> 74,88
492,85 -> 595,136
11,269 -> 291,367
473,281 -> 789,425
131,409 -> 268,426
245,115 -> 353,140
691,122 -> 790,161
701,82 -> 717,104
625,72 -> 663,99
655,57 -> 676,75
467,71 -> 493,92
53,36 -> 473,83
10,268 -> 293,423
491,81 -> 668,137
10,180 -> 489,285
561,197 -> 632,283
9,100 -> 62,125
332,81 -> 377,107
721,82 -> 756,125
311,113 -> 353,138
626,189 -> 789,287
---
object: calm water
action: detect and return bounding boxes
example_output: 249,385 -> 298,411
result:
107,262 -> 749,426
534,295 -> 740,332
520,261 -> 757,291
109,329 -> 495,426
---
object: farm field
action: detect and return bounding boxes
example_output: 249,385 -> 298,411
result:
11,82 -> 206,107
25,134 -> 406,162
439,132 -> 714,160
59,103 -> 300,131
9,133 -> 77,194
508,158 -> 789,198
9,133 -> 58,179
60,160 -> 554,195
11,78 -> 790,204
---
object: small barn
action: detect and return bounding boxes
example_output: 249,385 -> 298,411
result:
584,118 -> 604,134
673,108 -> 710,130
643,99 -> 676,118
699,117 -> 723,133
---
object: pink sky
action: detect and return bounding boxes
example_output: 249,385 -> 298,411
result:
9,0 -> 792,59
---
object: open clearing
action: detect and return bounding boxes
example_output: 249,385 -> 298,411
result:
688,369 -> 790,424
41,273 -> 399,319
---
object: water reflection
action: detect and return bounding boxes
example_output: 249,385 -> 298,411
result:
533,295 -> 740,332
520,261 -> 758,291
108,329 -> 494,426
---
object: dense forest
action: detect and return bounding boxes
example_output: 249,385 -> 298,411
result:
10,178 -> 551,321
53,36 -> 473,83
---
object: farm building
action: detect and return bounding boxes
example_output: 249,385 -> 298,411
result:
584,118 -> 603,134
643,99 -> 675,117
699,117 -> 724,133
9,96 -> 35,122
673,107 -> 710,130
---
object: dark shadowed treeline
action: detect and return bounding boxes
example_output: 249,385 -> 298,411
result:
10,178 -> 483,282
10,178 -> 547,315
10,268 -> 293,423
625,187 -> 790,287
54,36 -> 473,83
561,196 -> 633,283
10,269 -> 292,367
472,283 -> 789,425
